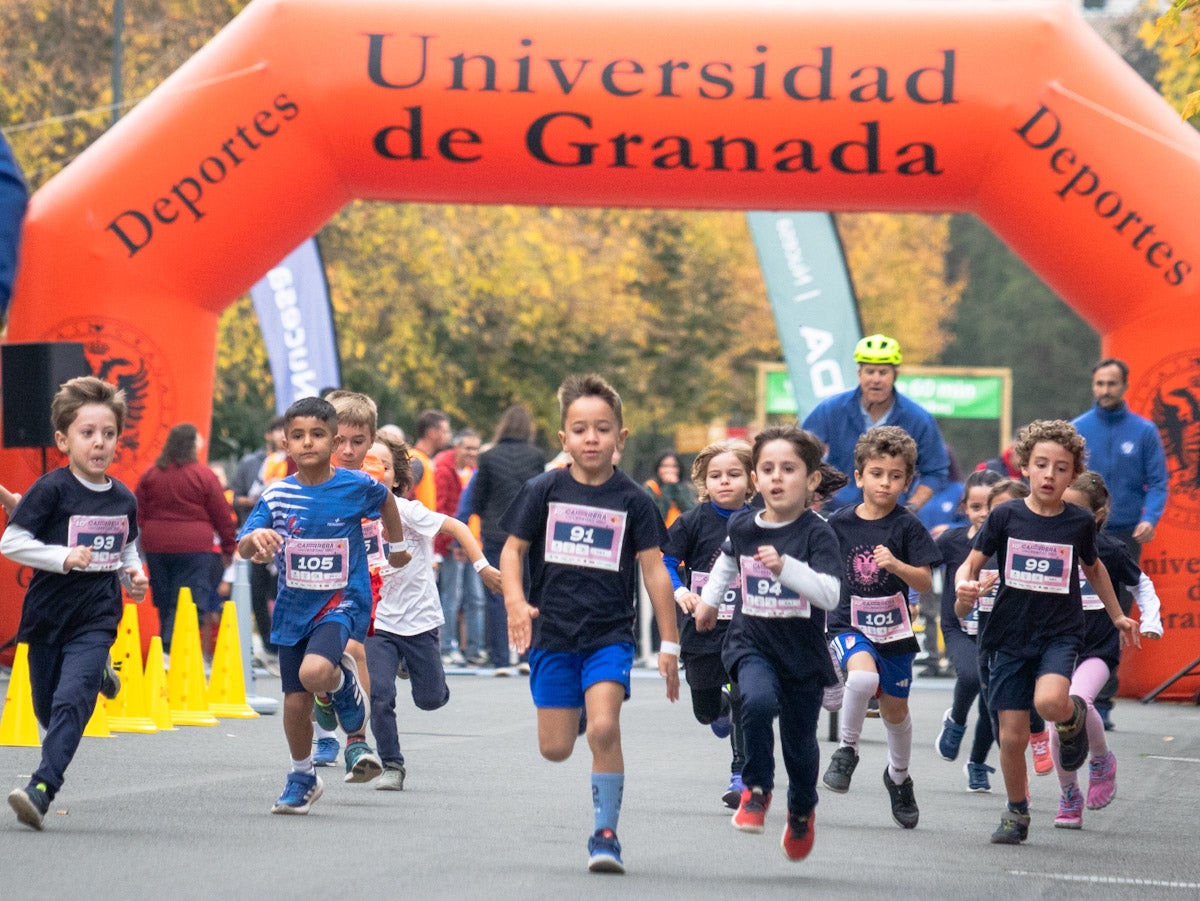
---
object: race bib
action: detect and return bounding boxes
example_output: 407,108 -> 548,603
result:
850,592 -> 913,643
544,502 -> 627,572
1078,566 -> 1105,611
739,556 -> 809,619
284,537 -> 349,590
1005,538 -> 1072,594
691,570 -> 737,621
362,520 -> 386,568
67,515 -> 129,572
978,568 -> 999,614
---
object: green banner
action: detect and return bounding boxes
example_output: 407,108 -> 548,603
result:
895,375 -> 1003,419
765,369 -> 798,415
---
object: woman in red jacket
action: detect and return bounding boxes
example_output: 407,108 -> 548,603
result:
136,423 -> 236,655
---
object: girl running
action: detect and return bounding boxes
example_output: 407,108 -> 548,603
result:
662,439 -> 754,809
694,425 -> 846,862
934,469 -> 1002,791
1051,471 -> 1161,828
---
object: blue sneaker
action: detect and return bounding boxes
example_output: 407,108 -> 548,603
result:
722,773 -> 745,809
710,686 -> 733,739
313,695 -> 337,732
936,707 -> 966,761
271,772 -> 323,815
329,652 -> 368,735
587,828 -> 625,874
344,740 -> 383,784
313,736 -> 340,767
965,761 -> 995,793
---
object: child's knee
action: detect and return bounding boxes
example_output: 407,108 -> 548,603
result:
413,685 -> 450,712
539,735 -> 575,762
585,712 -> 621,752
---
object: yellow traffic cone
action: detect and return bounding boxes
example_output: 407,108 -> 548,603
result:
166,588 -> 218,726
207,601 -> 259,719
144,636 -> 176,731
0,643 -> 41,747
107,604 -> 157,733
83,694 -> 113,738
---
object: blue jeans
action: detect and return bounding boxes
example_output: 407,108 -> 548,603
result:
438,555 -> 485,657
483,535 -> 516,667
365,628 -> 449,766
736,653 -> 823,817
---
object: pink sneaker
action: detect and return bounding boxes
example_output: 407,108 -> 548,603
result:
1054,781 -> 1083,829
1029,730 -> 1053,776
1086,750 -> 1116,810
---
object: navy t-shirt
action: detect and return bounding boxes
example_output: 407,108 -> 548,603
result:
935,526 -> 975,639
973,499 -> 1096,658
827,505 -> 941,657
1078,531 -> 1141,668
662,501 -> 743,656
501,466 -> 667,655
11,467 -> 139,645
719,508 -> 840,686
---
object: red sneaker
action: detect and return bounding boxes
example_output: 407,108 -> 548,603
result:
1029,730 -> 1053,776
781,811 -> 816,861
731,787 -> 771,833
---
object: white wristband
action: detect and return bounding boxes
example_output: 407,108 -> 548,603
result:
673,586 -> 690,602
659,640 -> 681,657
473,557 -> 491,573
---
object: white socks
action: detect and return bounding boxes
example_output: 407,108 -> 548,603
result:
884,712 -> 913,784
840,669 -> 880,750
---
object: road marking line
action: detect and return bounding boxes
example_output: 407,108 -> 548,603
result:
1143,755 -> 1200,763
1010,871 -> 1200,890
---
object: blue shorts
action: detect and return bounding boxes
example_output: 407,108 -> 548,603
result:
986,638 -> 1079,712
528,643 -> 634,708
829,632 -> 915,699
277,620 -> 349,694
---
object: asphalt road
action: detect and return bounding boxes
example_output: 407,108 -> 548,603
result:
2,663 -> 1198,900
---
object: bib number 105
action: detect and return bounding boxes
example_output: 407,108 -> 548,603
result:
294,556 -> 334,572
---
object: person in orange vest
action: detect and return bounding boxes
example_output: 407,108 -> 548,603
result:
408,410 -> 451,511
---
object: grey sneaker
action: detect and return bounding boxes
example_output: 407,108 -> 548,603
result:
344,740 -> 383,783
822,746 -> 859,793
990,809 -> 1031,844
1056,695 -> 1090,773
376,765 -> 406,791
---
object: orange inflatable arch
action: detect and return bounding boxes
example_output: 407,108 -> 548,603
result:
4,0 -> 1200,698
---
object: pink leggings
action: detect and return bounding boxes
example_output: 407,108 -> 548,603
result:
1049,656 -> 1111,787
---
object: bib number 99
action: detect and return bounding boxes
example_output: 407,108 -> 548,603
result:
1024,558 -> 1051,573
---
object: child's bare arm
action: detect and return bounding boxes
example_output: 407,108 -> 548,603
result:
1081,558 -> 1141,649
638,546 -> 680,703
874,546 -> 932,593
501,536 -> 536,654
953,550 -> 988,618
238,528 -> 282,563
379,494 -> 410,568
0,484 -> 19,515
439,516 -> 501,592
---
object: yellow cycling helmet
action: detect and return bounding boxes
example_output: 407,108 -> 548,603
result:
853,333 -> 902,365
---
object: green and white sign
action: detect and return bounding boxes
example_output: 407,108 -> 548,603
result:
764,369 -> 799,415
895,375 -> 1003,419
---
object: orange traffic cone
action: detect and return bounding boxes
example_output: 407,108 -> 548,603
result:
144,636 -> 176,731
207,601 -> 259,719
166,588 -> 218,726
0,643 -> 41,747
83,693 -> 113,738
107,604 -> 157,733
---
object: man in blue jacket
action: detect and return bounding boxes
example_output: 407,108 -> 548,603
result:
1072,358 -> 1168,561
802,333 -> 949,513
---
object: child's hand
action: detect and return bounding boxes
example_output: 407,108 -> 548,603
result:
506,597 -> 539,655
480,565 -> 502,594
873,545 -> 897,572
249,528 -> 282,563
676,590 -> 701,615
694,602 -> 718,632
658,649 -> 680,702
387,549 -> 412,569
124,567 -> 149,601
1114,614 -> 1141,649
64,545 -> 93,572
754,545 -> 783,576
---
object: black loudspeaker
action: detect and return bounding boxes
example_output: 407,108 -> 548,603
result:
2,342 -> 91,448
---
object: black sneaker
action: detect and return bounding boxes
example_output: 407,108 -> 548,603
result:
8,782 -> 51,831
990,809 -> 1031,844
1055,695 -> 1090,772
882,767 -> 919,829
100,656 -> 121,700
822,746 -> 859,793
